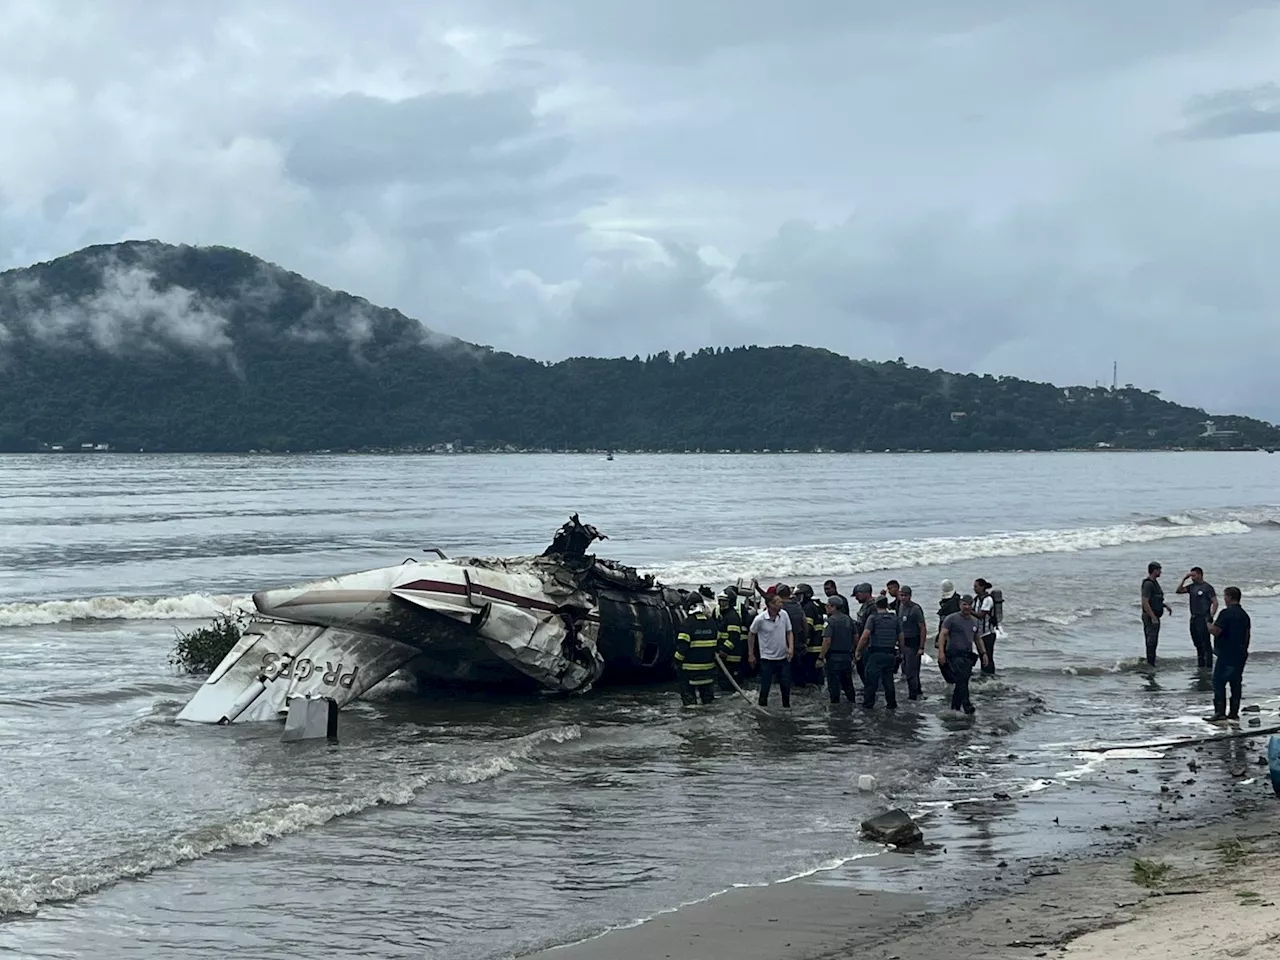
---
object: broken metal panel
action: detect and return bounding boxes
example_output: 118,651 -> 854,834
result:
176,621 -> 420,724
176,516 -> 709,724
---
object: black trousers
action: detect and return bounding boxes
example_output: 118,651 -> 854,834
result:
1212,656 -> 1246,717
947,650 -> 976,711
680,677 -> 715,705
1142,616 -> 1161,666
1190,616 -> 1213,669
862,651 -> 898,709
901,643 -> 923,698
757,658 -> 792,708
980,633 -> 996,674
825,656 -> 856,704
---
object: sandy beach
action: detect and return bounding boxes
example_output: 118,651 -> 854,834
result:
520,760 -> 1280,960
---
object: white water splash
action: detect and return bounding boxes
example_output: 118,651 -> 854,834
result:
0,724 -> 581,916
0,593 -> 254,628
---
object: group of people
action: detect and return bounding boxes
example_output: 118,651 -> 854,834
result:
1140,562 -> 1254,721
673,577 -> 1002,715
674,558 -> 1259,724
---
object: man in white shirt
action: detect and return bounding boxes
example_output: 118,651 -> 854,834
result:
749,592 -> 794,708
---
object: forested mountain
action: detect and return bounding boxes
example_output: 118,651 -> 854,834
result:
0,241 -> 1276,453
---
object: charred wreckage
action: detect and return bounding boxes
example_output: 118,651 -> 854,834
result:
178,515 -> 720,725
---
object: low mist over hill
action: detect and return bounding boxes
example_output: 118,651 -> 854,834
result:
0,241 -> 1275,453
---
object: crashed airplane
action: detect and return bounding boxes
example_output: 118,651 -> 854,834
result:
177,515 -> 716,725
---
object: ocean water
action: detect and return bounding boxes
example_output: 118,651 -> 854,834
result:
1,451 -> 1278,959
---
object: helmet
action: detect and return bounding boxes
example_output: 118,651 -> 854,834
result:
682,592 -> 705,610
795,582 -> 814,599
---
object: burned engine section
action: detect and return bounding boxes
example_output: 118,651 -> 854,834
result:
592,589 -> 685,685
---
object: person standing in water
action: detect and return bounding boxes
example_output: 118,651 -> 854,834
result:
895,585 -> 928,700
749,592 -> 794,709
817,595 -> 857,705
1208,586 -> 1251,721
674,595 -> 720,705
973,578 -> 997,675
937,595 -> 989,715
856,596 -> 904,711
937,580 -> 962,683
823,580 -> 849,616
1141,562 -> 1173,666
1176,567 -> 1218,670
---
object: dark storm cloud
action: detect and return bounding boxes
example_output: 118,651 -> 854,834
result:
3,0 -> 1280,420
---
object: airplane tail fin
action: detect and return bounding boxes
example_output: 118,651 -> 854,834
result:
176,618 -> 420,724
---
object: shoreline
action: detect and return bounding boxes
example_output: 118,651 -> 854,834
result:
517,761 -> 1280,960
3,447 -> 1267,456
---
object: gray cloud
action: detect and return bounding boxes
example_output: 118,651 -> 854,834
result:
2,0 -> 1280,419
1179,83 -> 1280,140
17,259 -> 234,359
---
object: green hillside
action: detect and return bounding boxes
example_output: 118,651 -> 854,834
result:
0,241 -> 1275,453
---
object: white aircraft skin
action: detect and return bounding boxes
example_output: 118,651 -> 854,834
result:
177,556 -> 614,725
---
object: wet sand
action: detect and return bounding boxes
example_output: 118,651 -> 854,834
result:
518,870 -> 926,959
521,771 -> 1280,960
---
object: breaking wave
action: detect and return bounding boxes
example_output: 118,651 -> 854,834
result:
0,593 -> 253,628
657,518 -> 1253,583
0,724 -> 581,916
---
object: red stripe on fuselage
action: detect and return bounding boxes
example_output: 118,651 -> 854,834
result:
395,578 -> 600,622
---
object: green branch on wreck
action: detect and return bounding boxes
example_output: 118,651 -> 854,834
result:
170,612 -> 245,674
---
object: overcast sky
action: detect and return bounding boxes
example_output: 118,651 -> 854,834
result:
3,0 -> 1279,418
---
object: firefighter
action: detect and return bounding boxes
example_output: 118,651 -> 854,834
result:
795,582 -> 825,685
675,594 -> 720,705
715,590 -> 746,690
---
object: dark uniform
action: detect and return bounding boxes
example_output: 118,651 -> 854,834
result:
897,594 -> 928,700
781,595 -> 810,685
715,599 -> 745,690
860,608 -> 903,710
853,588 -> 876,683
1141,573 -> 1165,667
796,584 -> 824,685
1186,580 -> 1217,670
675,607 -> 720,705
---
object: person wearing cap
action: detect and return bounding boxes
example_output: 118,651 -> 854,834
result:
855,595 -> 905,710
714,590 -> 746,690
823,580 -> 849,616
817,594 -> 857,704
936,594 -> 989,714
1140,562 -> 1173,667
895,585 -> 928,700
749,591 -> 794,708
674,593 -> 720,705
851,582 -> 876,682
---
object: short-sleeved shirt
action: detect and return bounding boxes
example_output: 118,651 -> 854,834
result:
864,612 -> 902,653
974,594 -> 995,637
822,612 -> 855,658
1141,577 -> 1164,620
1213,605 -> 1251,660
1187,582 -> 1216,618
750,610 -> 792,661
941,612 -> 981,655
897,600 -> 928,647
